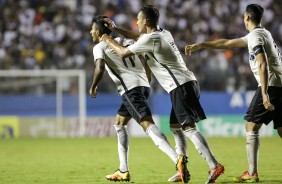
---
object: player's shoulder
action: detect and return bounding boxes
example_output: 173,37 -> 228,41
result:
94,41 -> 106,50
114,37 -> 135,47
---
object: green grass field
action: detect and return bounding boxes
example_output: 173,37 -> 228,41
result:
0,137 -> 281,184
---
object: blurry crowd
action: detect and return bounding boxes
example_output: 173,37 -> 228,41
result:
0,0 -> 282,94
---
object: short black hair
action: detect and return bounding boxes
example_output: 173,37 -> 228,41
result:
140,5 -> 159,27
245,4 -> 264,25
91,15 -> 112,35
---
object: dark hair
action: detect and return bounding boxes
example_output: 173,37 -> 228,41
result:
140,5 -> 159,27
91,15 -> 112,35
245,4 -> 264,24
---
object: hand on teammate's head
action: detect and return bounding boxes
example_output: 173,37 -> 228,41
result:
103,18 -> 116,30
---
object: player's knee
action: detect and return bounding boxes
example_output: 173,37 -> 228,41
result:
170,123 -> 181,129
181,122 -> 196,131
114,114 -> 130,126
140,120 -> 154,131
245,122 -> 261,132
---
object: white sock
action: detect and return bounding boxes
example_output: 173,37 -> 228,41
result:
146,124 -> 178,164
170,127 -> 187,156
114,125 -> 129,172
246,131 -> 260,175
184,128 -> 217,169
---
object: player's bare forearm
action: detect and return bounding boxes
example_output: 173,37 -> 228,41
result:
257,54 -> 269,95
91,70 -> 103,89
185,38 -> 247,55
89,63 -> 104,98
257,53 -> 275,111
114,27 -> 140,40
101,34 -> 133,58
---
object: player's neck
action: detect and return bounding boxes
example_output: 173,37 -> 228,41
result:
248,23 -> 262,32
147,26 -> 158,33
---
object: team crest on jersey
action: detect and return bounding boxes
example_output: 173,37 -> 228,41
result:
249,53 -> 255,61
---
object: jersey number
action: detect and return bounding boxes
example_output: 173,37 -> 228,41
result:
122,56 -> 135,68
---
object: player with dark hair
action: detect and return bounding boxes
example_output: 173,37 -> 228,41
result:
100,5 -> 224,184
90,15 -> 184,183
185,4 -> 282,183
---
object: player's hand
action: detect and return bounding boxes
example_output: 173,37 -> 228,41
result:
103,18 -> 116,30
262,93 -> 275,111
185,44 -> 200,56
89,86 -> 98,98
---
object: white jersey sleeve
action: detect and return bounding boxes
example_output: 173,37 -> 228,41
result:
245,28 -> 282,87
92,37 -> 150,95
128,29 -> 196,93
93,43 -> 105,61
128,34 -> 153,54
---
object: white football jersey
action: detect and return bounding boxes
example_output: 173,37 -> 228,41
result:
241,28 -> 282,87
93,37 -> 150,95
128,29 -> 196,93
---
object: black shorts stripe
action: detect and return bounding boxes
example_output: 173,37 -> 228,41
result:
118,86 -> 152,123
123,93 -> 142,120
149,52 -> 180,86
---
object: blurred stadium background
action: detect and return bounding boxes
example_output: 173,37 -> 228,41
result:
1,0 -> 281,139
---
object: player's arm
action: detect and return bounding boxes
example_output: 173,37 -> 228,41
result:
89,59 -> 105,98
185,38 -> 247,55
103,18 -> 141,40
138,54 -> 152,83
114,27 -> 141,41
100,34 -> 134,58
255,46 -> 275,111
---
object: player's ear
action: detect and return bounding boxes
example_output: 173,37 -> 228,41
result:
246,14 -> 250,21
95,30 -> 101,37
144,18 -> 148,26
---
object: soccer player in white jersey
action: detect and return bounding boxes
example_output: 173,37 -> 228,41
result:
185,4 -> 282,183
100,5 -> 224,184
89,15 -> 185,183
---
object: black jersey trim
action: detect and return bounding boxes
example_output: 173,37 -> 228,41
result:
149,52 -> 180,86
104,61 -> 128,92
253,45 -> 265,56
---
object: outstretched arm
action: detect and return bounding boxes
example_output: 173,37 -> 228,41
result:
100,34 -> 134,58
89,59 -> 105,98
185,38 -> 247,55
104,18 -> 141,40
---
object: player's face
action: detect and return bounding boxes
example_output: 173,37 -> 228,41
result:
243,12 -> 248,30
90,23 -> 99,43
136,12 -> 146,33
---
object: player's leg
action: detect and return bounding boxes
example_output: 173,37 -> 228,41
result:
168,112 -> 189,183
106,105 -> 131,182
114,114 -> 131,173
182,123 -> 224,184
170,117 -> 187,159
122,87 -> 181,181
233,122 -> 261,183
170,81 -> 224,183
140,115 -> 178,164
233,87 -> 278,183
245,122 -> 262,176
